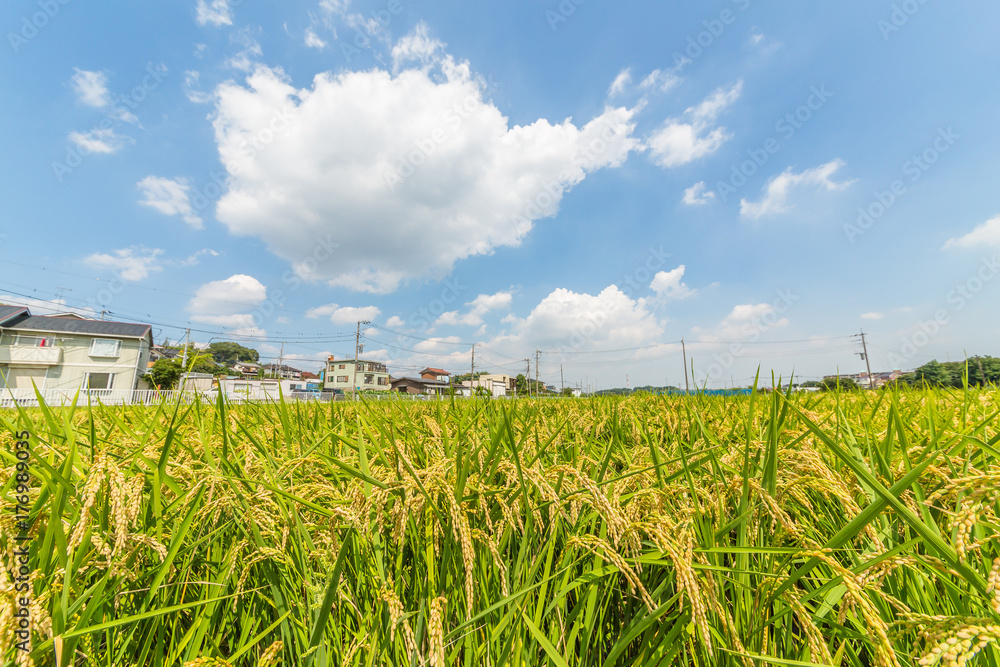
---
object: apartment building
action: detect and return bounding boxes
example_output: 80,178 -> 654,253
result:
323,356 -> 390,392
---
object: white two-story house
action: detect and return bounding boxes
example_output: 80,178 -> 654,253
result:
324,356 -> 390,393
0,305 -> 153,395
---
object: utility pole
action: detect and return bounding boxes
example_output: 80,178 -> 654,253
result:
681,338 -> 690,394
858,330 -> 874,390
181,328 -> 190,371
560,364 -> 565,394
279,342 -> 284,379
180,328 -> 191,392
525,359 -> 531,398
535,349 -> 541,397
352,321 -> 370,400
470,343 -> 476,389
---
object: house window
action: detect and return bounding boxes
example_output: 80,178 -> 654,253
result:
14,335 -> 55,347
337,375 -> 349,383
90,339 -> 122,358
84,373 -> 114,390
339,364 -> 346,370
364,374 -> 374,384
378,377 -> 387,386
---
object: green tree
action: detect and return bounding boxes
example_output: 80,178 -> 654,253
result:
515,374 -> 528,394
207,342 -> 260,366
909,360 -> 950,387
820,376 -> 859,392
561,387 -> 575,397
147,359 -> 182,389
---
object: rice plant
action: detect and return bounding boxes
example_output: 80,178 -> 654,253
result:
1,387 -> 999,666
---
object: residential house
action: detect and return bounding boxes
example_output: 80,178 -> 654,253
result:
419,367 -> 451,383
0,305 -> 153,393
232,361 -> 262,376
391,376 -> 452,395
324,356 -> 390,392
262,363 -> 302,380
465,373 -> 516,397
462,374 -> 513,398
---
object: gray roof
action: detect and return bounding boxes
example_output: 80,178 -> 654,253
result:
0,305 -> 29,324
6,315 -> 152,339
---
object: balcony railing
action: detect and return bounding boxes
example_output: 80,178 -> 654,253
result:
0,346 -> 63,366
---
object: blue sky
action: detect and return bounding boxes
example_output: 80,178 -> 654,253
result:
2,0 -> 999,389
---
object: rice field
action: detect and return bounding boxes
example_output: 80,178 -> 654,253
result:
2,388 -> 999,666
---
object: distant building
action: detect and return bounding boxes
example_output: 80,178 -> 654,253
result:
419,367 -> 451,382
823,370 -> 904,389
262,363 -> 302,380
324,356 -> 390,392
0,305 -> 153,393
391,376 -> 451,395
462,374 -> 512,397
232,361 -> 262,376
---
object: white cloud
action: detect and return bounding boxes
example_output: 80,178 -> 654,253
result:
943,215 -> 1000,250
188,275 -> 268,334
71,69 -> 110,107
304,28 -> 327,49
640,68 -> 681,93
84,247 -> 164,281
861,312 -> 884,320
306,304 -> 381,325
68,128 -> 131,154
682,181 -> 715,206
212,43 -> 640,294
320,0 -> 351,14
195,0 -> 232,27
694,303 -> 790,343
226,29 -> 262,71
650,266 -> 695,301
648,81 -> 742,168
391,22 -> 444,71
740,159 -> 853,219
184,71 -> 214,103
173,248 -> 220,267
414,336 -> 463,353
137,176 -> 203,229
489,286 -> 663,356
608,68 -> 632,98
386,315 -> 406,328
331,306 -> 381,325
437,291 -> 512,327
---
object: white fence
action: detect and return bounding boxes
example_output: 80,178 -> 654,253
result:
0,388 -> 187,408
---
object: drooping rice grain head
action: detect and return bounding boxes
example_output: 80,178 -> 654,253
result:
428,596 -> 447,667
